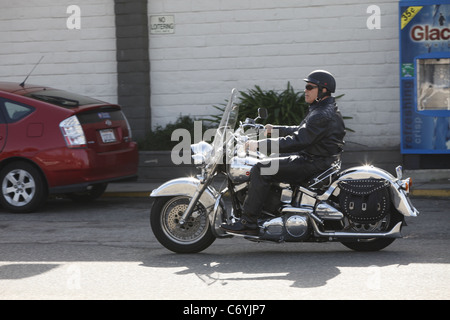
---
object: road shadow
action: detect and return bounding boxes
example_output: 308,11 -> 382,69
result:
140,198 -> 450,289
140,241 -> 445,289
0,263 -> 59,280
0,197 -> 447,287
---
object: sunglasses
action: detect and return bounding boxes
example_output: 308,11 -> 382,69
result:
305,84 -> 318,91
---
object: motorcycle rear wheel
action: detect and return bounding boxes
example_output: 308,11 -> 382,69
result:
340,211 -> 403,252
150,196 -> 216,253
340,238 -> 396,252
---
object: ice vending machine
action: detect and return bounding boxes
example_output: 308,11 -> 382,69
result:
399,0 -> 450,168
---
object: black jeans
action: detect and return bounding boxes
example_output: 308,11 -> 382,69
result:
242,153 -> 333,221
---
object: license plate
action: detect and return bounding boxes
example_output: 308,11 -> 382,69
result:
100,129 -> 116,143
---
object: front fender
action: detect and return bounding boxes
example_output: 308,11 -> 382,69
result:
150,177 -> 217,210
330,165 -> 419,217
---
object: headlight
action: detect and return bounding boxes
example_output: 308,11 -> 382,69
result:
191,141 -> 213,165
192,154 -> 206,165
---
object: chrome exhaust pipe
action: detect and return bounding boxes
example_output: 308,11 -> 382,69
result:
311,221 -> 403,239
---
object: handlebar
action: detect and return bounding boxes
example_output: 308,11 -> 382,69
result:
241,123 -> 265,130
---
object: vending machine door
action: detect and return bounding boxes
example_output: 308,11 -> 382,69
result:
399,1 -> 450,164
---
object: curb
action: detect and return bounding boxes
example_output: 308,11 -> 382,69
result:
410,189 -> 450,198
102,191 -> 152,198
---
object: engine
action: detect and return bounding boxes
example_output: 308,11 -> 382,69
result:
260,212 -> 311,242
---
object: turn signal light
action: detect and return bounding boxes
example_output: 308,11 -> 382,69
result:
400,178 -> 412,193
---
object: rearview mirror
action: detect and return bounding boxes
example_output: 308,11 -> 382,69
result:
258,108 -> 268,120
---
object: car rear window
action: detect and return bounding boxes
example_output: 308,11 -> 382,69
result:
24,89 -> 103,108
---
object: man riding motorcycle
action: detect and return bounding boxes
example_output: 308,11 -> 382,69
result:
221,70 -> 346,235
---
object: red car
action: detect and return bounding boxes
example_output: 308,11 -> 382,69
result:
0,82 -> 139,213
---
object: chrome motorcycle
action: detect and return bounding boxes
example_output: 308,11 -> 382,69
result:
150,89 -> 419,253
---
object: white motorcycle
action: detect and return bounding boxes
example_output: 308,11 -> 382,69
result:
150,89 -> 419,253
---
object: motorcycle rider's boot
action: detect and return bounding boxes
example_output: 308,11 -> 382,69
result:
221,216 -> 259,236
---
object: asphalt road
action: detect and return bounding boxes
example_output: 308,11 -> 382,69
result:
0,196 -> 448,300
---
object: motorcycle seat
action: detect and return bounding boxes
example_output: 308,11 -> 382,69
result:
299,161 -> 341,190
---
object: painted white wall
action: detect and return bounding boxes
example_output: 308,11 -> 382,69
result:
148,0 -> 401,149
0,1 -> 402,149
0,0 -> 117,104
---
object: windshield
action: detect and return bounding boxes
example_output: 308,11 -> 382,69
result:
210,88 -> 239,166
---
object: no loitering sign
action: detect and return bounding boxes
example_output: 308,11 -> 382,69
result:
150,15 -> 175,34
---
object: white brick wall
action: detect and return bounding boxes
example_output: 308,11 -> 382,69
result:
149,0 -> 401,149
1,1 -> 403,149
0,0 -> 117,104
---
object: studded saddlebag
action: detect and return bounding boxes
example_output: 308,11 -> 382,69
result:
338,179 -> 390,223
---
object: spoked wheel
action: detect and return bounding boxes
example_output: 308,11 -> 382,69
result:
150,196 -> 216,253
0,161 -> 47,213
340,211 -> 404,252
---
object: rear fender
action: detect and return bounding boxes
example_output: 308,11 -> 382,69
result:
321,165 -> 419,217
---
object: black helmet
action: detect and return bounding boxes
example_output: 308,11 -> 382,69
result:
304,70 -> 336,93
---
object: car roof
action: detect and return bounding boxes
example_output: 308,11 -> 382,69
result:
0,81 -> 47,94
0,81 -> 117,110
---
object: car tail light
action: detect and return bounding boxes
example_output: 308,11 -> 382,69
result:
59,115 -> 87,148
122,111 -> 133,141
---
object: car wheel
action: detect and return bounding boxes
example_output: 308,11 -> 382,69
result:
0,161 -> 48,213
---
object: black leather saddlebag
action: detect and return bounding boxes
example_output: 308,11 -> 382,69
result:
338,179 -> 390,223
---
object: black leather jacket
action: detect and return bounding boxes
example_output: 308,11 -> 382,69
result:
262,96 -> 346,159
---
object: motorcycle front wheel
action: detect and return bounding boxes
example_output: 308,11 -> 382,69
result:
150,196 -> 216,253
